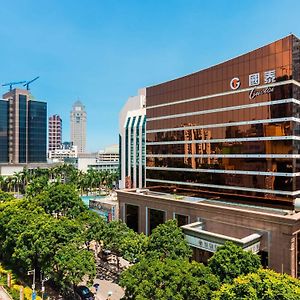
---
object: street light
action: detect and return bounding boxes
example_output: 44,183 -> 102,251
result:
27,269 -> 36,300
27,269 -> 36,291
41,274 -> 49,300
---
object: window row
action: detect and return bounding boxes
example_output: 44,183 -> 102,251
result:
147,140 -> 300,155
146,169 -> 299,192
148,100 -> 300,131
146,157 -> 297,173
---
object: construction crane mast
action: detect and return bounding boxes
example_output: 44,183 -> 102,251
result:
23,76 -> 40,90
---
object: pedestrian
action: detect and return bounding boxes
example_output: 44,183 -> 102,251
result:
93,283 -> 100,293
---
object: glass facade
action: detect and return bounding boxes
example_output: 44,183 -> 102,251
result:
28,100 -> 47,162
136,116 -> 142,186
123,114 -> 146,188
125,117 -> 130,177
0,100 -> 9,163
142,116 -> 146,187
19,95 -> 27,163
130,116 -> 136,179
146,35 -> 300,206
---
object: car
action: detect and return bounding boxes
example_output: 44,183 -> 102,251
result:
75,286 -> 95,300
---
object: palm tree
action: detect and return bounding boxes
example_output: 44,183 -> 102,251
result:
0,175 -> 4,191
5,177 -> 14,193
13,172 -> 22,196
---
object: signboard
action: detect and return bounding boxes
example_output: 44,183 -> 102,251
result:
185,235 -> 222,253
244,241 -> 260,253
185,235 -> 260,253
230,69 -> 276,99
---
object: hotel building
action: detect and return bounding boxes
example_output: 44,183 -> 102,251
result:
118,35 -> 300,277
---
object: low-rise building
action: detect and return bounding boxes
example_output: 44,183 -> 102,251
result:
48,144 -> 78,162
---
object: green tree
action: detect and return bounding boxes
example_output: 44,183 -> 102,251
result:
120,258 -> 220,300
146,219 -> 192,260
0,201 -> 44,261
53,244 -> 96,291
25,175 -> 49,198
102,220 -> 148,264
208,242 -> 261,284
36,183 -> 86,217
76,210 -> 107,245
212,268 -> 300,300
0,190 -> 15,202
13,216 -> 84,275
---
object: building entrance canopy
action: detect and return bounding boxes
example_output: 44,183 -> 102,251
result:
181,221 -> 261,253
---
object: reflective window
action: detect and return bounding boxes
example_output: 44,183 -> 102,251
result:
28,101 -> 47,162
0,100 -> 8,163
145,36 -> 300,205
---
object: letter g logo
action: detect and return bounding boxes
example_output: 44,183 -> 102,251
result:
230,77 -> 240,90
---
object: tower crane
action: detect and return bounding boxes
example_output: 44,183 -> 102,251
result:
2,80 -> 26,91
23,76 -> 40,90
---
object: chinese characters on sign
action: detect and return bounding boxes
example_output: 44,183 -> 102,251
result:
198,239 -> 221,252
264,70 -> 276,83
230,69 -> 276,92
249,73 -> 260,87
185,235 -> 260,254
249,70 -> 276,87
248,69 -> 276,99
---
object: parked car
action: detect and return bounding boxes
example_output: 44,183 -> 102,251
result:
75,286 -> 95,300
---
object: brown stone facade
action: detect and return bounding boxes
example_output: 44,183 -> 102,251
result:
118,189 -> 300,278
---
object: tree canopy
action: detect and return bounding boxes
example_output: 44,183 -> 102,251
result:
208,242 -> 261,284
146,219 -> 192,260
212,269 -> 300,300
36,183 -> 86,217
0,190 -> 14,202
102,220 -> 148,262
120,258 -> 220,300
53,243 -> 96,291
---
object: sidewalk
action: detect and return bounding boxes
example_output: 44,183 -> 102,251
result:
0,286 -> 13,300
92,279 -> 124,300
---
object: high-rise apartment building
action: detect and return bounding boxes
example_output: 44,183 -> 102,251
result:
118,35 -> 300,277
48,114 -> 62,152
0,88 -> 47,164
70,101 -> 86,153
119,89 -> 146,189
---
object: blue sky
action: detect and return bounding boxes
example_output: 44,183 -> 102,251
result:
1,0 -> 300,151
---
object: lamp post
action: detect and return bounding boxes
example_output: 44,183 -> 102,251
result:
27,269 -> 36,300
41,274 -> 49,300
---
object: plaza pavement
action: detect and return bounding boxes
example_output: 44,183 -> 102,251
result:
92,279 -> 124,300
